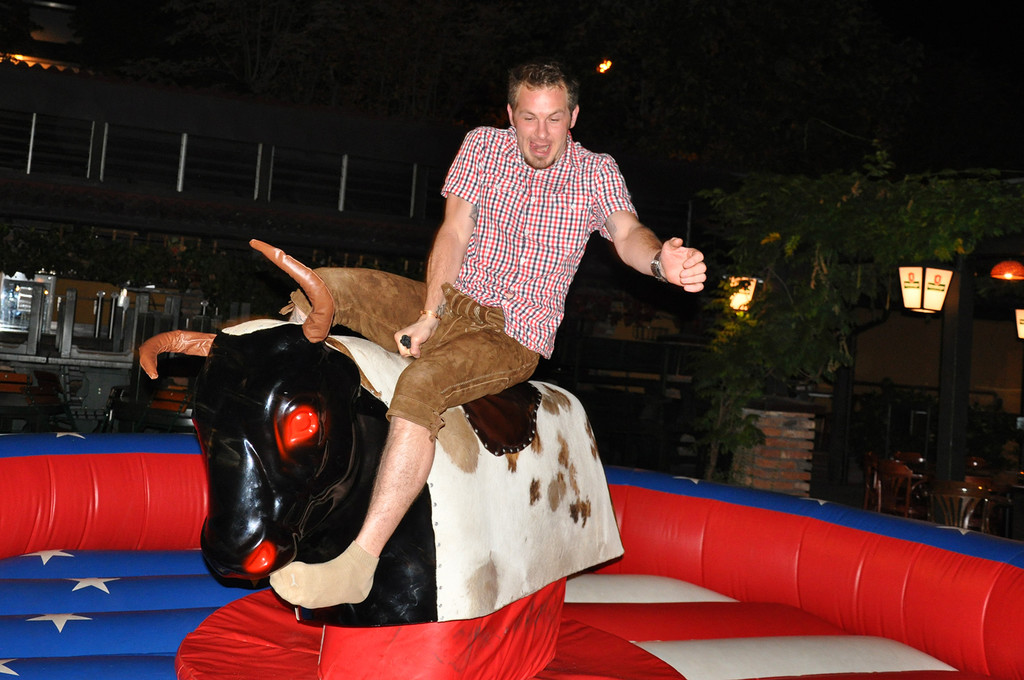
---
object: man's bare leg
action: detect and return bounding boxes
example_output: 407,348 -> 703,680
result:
269,416 -> 435,608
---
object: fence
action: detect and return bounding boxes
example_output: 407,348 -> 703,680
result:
0,108 -> 447,223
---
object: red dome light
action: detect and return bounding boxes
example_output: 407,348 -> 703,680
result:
990,260 -> 1024,281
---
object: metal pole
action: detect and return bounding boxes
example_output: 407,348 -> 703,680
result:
177,132 -> 188,193
253,143 -> 263,201
27,113 -> 36,174
409,163 -> 418,218
99,123 -> 109,182
338,154 -> 349,212
934,255 -> 974,481
86,121 -> 95,179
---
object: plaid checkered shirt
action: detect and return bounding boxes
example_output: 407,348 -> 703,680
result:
442,126 -> 637,358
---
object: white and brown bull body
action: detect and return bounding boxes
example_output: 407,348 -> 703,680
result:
139,241 -> 622,627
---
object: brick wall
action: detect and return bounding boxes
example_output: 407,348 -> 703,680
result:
734,409 -> 815,496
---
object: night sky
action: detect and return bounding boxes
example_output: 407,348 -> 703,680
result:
872,2 -> 1021,69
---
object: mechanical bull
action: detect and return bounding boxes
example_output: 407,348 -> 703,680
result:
139,240 -> 623,627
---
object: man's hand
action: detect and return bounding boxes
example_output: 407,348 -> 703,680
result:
660,237 -> 707,292
394,315 -> 440,358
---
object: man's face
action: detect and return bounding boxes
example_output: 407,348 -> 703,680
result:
507,85 -> 579,170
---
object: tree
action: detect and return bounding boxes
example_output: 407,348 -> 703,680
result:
571,0 -> 921,174
694,152 -> 1024,480
70,1 -> 173,72
68,0 -> 923,173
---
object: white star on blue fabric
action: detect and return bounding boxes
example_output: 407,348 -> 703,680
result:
0,659 -> 18,676
28,613 -> 92,633
935,525 -> 973,536
68,578 -> 119,593
25,550 -> 73,565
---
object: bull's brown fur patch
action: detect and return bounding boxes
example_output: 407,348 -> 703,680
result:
467,559 -> 500,614
437,410 -> 480,473
554,433 -> 589,526
569,498 -> 592,526
529,478 -> 541,505
540,386 -> 571,415
585,420 -> 599,458
505,452 -> 520,472
557,436 -> 571,469
556,434 -> 580,494
547,472 -> 567,511
528,423 -> 544,456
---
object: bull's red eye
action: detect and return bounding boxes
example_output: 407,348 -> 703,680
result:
282,406 -> 320,449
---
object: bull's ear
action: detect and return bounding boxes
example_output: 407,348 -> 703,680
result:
138,331 -> 216,379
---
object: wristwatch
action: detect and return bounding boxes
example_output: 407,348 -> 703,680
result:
650,251 -> 668,283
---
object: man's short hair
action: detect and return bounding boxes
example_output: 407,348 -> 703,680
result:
507,60 -> 580,111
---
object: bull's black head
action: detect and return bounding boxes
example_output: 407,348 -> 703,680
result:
192,322 -> 362,579
138,241 -> 437,625
137,240 -> 351,580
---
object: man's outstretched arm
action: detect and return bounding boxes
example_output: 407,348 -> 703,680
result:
606,210 -> 707,292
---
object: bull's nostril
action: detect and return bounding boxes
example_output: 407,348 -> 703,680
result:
242,540 -> 278,575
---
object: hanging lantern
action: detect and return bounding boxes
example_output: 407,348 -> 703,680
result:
898,266 -> 952,313
990,260 -> 1024,281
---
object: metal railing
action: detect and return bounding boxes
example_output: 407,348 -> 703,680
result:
0,108 -> 445,222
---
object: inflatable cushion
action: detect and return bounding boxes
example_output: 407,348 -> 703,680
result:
177,586 -> 685,680
563,601 -> 845,641
565,573 -> 736,603
638,635 -> 956,680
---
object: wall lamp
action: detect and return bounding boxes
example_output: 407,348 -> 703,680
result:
727,276 -> 761,312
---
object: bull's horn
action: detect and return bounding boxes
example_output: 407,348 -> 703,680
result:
138,330 -> 216,379
250,239 -> 334,343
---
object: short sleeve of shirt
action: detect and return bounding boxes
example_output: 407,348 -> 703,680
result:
591,157 -> 636,241
441,129 -> 487,205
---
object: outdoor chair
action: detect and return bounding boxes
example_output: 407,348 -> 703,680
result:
862,451 -> 880,511
877,459 -> 927,518
134,382 -> 195,433
928,480 -> 992,533
0,370 -> 75,432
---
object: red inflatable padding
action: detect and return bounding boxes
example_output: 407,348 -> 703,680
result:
178,585 -> 683,680
757,672 -> 995,680
562,601 -> 844,642
176,589 -> 321,680
604,484 -> 1024,680
0,452 -> 207,559
533,619 -> 684,680
320,580 -> 564,680
600,481 -> 711,583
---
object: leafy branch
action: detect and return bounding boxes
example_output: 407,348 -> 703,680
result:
694,152 -> 1024,481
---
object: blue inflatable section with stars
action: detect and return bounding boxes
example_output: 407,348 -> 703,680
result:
0,433 -> 260,679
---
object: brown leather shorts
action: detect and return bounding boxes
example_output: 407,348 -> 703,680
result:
290,268 -> 539,438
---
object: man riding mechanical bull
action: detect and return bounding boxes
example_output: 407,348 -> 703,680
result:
163,59 -> 707,611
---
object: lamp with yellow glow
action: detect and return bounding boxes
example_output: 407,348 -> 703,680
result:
898,266 -> 953,313
727,276 -> 759,312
